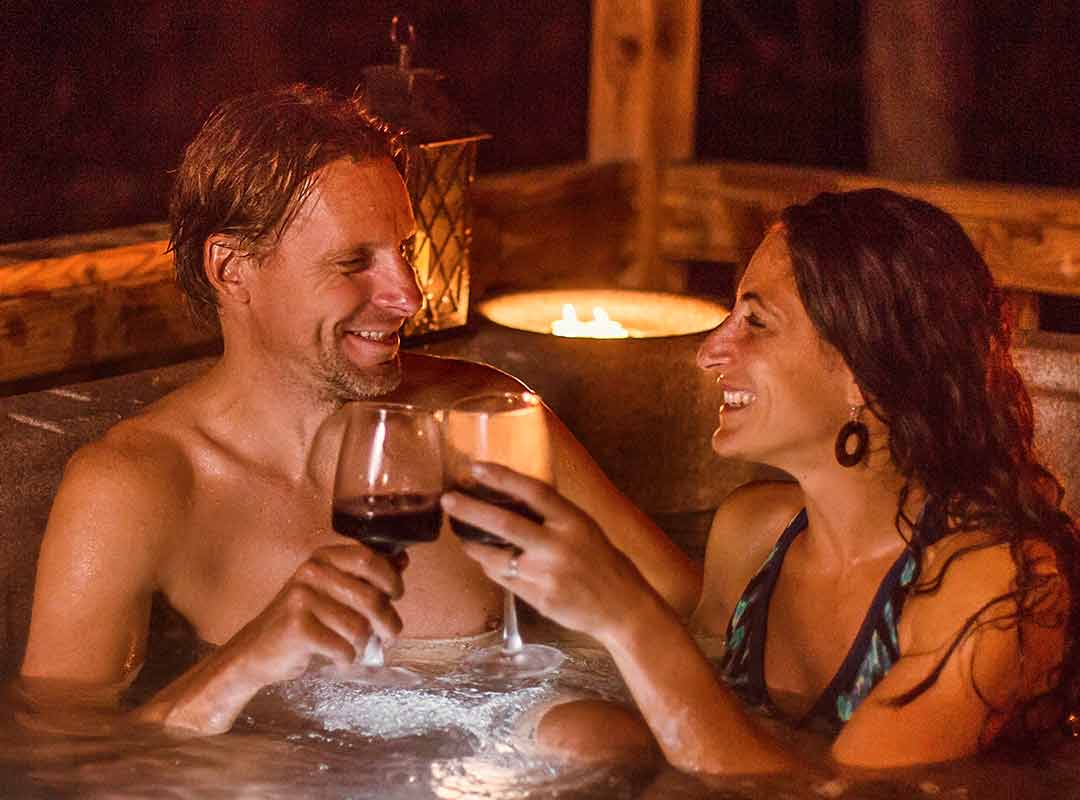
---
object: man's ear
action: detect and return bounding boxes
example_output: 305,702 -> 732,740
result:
204,234 -> 252,304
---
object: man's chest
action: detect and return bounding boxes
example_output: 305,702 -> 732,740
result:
161,478 -> 336,643
158,476 -> 502,644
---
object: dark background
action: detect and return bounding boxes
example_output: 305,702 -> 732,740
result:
2,1 -> 1079,245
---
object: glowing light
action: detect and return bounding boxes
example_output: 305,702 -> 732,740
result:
550,304 -> 633,338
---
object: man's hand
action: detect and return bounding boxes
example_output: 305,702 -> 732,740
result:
139,542 -> 405,734
223,543 -> 405,685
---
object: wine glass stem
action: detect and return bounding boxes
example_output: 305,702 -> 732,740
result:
501,589 -> 524,654
362,634 -> 386,667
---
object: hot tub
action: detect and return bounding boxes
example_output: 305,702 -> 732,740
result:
2,327 -> 1079,798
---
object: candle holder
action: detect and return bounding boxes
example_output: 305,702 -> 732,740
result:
359,17 -> 489,337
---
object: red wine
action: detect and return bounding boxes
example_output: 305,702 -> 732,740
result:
448,484 -> 541,551
332,493 -> 442,556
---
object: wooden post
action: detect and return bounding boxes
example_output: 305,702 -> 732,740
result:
863,0 -> 973,181
589,0 -> 700,290
861,2 -> 1033,324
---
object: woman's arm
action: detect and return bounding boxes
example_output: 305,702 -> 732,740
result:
547,411 -> 702,618
443,462 -> 804,774
445,464 -> 1067,774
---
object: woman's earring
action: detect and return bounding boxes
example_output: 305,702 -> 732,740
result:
835,405 -> 869,467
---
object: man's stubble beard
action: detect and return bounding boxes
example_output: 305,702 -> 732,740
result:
316,341 -> 403,405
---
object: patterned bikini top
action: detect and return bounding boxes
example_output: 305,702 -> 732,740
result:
719,508 -> 936,732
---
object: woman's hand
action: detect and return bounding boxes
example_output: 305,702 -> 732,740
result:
441,462 -> 657,643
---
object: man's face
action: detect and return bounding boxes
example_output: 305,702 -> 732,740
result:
245,157 -> 422,402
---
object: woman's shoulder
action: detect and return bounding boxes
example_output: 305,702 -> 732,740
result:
708,479 -> 804,573
917,527 -> 1066,594
713,480 -> 805,543
892,526 -> 1071,739
903,527 -> 1070,666
691,480 -> 804,636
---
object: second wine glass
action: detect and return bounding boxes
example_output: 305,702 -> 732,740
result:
443,391 -> 566,680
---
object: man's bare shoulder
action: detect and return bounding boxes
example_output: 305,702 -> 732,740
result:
56,390 -> 202,533
23,393 -> 204,682
395,352 -> 527,407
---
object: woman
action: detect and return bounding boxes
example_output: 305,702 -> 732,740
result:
441,188 -> 1078,773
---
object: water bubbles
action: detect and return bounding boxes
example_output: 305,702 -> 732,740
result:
0,647 -> 638,798
280,674 -> 555,743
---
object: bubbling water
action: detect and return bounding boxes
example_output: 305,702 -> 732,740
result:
3,643 -> 1080,799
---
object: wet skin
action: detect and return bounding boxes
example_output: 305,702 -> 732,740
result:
448,228 -> 1068,773
20,156 -> 698,735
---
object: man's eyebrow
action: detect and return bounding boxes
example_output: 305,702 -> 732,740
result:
325,244 -> 376,260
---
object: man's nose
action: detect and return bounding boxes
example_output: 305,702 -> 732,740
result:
374,254 -> 424,317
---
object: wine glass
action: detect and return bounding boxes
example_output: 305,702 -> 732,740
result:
443,391 -> 566,679
331,402 -> 443,687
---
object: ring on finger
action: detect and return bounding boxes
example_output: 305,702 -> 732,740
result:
504,554 -> 520,580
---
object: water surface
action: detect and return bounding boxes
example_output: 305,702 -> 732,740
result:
3,643 -> 1077,799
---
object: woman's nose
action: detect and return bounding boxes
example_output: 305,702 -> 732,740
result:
696,315 -> 736,370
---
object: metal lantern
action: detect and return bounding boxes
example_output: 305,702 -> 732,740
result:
359,18 -> 489,337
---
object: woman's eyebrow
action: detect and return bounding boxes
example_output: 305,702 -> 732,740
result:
739,291 -> 771,311
739,290 -> 789,323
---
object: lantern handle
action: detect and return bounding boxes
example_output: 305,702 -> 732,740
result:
390,15 -> 417,70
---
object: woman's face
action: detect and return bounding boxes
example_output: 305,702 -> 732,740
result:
696,228 -> 858,478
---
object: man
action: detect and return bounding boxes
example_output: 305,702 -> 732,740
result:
19,84 -> 698,735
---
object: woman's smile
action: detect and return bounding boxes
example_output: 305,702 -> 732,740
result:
722,389 -> 757,409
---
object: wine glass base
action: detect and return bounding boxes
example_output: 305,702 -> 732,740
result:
463,643 -> 566,680
335,664 -> 426,689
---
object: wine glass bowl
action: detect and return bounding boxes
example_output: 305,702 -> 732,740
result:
443,391 -> 566,680
331,402 -> 444,686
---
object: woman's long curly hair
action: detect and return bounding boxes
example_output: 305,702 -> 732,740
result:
781,188 -> 1079,749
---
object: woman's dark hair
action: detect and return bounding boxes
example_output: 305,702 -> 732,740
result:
780,188 -> 1078,749
168,83 -> 404,327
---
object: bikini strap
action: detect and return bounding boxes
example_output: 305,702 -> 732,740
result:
720,509 -> 809,709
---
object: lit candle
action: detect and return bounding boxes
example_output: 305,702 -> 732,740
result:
551,304 -> 633,338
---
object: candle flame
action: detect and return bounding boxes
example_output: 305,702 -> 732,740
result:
551,304 -> 631,338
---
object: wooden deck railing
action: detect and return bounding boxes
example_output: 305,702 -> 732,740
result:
2,160 -> 1078,392
661,161 -> 1080,298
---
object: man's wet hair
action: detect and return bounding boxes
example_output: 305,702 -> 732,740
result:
168,83 -> 404,327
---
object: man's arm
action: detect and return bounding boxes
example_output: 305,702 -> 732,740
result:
19,437 -> 404,735
21,440 -> 167,689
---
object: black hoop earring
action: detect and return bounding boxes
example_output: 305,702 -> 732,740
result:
835,406 -> 869,467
